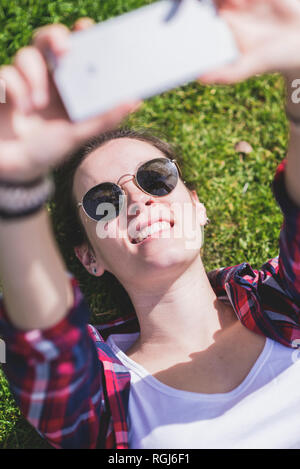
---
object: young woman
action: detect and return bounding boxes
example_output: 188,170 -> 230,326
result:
1,0 -> 300,449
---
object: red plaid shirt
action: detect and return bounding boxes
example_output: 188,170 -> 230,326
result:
0,159 -> 300,449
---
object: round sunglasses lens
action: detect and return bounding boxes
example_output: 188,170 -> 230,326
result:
82,183 -> 124,221
136,158 -> 178,196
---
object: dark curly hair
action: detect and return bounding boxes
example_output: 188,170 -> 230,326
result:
51,127 -> 196,322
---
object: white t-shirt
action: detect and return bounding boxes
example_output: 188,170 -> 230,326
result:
106,333 -> 300,449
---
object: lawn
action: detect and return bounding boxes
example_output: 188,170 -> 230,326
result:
0,0 -> 288,449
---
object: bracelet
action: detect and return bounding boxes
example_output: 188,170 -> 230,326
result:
285,107 -> 300,126
0,175 -> 55,220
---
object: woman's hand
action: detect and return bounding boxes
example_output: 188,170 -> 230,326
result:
0,19 -> 140,182
200,0 -> 300,84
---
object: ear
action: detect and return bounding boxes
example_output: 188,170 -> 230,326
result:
74,243 -> 105,277
189,190 -> 208,226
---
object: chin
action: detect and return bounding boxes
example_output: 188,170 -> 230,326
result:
137,237 -> 201,271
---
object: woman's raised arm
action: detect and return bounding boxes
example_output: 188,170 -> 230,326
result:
202,0 -> 300,340
0,22 -> 138,331
200,0 -> 300,205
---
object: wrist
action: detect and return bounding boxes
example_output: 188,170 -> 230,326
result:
0,175 -> 55,220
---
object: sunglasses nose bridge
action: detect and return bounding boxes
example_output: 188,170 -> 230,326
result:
117,173 -> 135,188
117,175 -> 141,202
117,177 -> 155,215
117,173 -> 147,199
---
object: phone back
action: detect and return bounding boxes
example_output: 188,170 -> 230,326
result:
53,0 -> 239,122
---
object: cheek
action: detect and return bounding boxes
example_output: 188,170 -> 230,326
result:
90,232 -> 126,276
80,218 -> 127,271
94,216 -> 128,243
170,201 -> 200,240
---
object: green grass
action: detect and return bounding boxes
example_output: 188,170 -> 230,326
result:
0,0 -> 289,448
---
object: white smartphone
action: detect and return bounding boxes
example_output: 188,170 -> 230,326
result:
51,0 -> 239,122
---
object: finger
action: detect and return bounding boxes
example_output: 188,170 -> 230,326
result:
0,65 -> 32,113
74,101 -> 142,143
72,17 -> 95,32
130,100 -> 143,112
13,46 -> 49,109
32,23 -> 70,57
213,0 -> 252,10
198,54 -> 263,84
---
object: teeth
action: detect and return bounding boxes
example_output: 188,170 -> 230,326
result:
133,221 -> 171,244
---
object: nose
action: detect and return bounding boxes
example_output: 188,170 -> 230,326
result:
119,177 -> 154,216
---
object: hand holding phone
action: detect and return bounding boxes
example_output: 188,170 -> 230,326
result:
52,0 -> 239,122
0,22 -> 138,182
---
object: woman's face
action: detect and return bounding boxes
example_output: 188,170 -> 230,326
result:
73,138 -> 206,288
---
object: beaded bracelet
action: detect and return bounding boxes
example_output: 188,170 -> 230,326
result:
0,175 -> 55,220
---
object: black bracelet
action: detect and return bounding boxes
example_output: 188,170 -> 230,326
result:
285,107 -> 300,126
0,176 -> 55,220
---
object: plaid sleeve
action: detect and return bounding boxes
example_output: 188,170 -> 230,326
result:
0,276 -> 105,449
254,158 -> 300,346
272,159 -> 300,305
208,159 -> 300,347
245,159 -> 300,346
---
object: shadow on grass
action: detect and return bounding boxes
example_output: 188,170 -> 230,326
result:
0,416 -> 52,449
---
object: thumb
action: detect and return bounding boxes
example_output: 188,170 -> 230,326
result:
198,53 -> 264,84
74,101 -> 142,143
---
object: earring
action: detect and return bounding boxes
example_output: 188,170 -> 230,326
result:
93,267 -> 97,275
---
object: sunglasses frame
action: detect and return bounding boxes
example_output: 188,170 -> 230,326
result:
77,157 -> 184,222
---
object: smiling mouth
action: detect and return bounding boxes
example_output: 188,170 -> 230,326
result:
130,220 -> 175,245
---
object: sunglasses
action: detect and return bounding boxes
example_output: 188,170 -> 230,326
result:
77,157 -> 182,222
